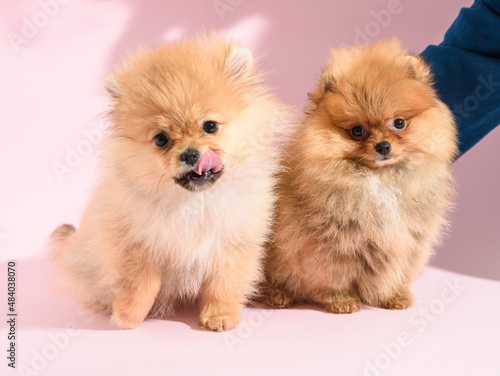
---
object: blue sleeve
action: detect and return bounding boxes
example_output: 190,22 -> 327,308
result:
420,0 -> 500,156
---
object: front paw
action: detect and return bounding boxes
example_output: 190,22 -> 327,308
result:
378,293 -> 415,310
200,312 -> 241,332
267,289 -> 293,309
324,298 -> 362,314
111,300 -> 147,329
111,310 -> 144,329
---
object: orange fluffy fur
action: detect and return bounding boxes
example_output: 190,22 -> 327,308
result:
51,35 -> 289,331
263,40 -> 458,313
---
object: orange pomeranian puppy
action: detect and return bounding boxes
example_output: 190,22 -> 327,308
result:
51,35 -> 289,331
263,40 -> 458,313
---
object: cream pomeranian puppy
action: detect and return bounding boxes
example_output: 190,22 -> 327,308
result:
263,40 -> 458,313
51,35 -> 289,331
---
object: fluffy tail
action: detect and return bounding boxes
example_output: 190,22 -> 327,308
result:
50,223 -> 76,261
51,223 -> 76,241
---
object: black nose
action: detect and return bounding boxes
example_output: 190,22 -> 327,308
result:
180,149 -> 200,166
375,141 -> 391,156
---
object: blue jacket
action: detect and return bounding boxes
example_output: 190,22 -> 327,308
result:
421,0 -> 500,155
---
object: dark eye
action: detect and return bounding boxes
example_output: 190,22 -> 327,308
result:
153,132 -> 170,148
351,125 -> 365,139
203,120 -> 218,134
393,118 -> 406,130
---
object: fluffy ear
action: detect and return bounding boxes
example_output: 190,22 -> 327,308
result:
103,75 -> 122,98
400,55 -> 432,83
320,46 -> 351,94
225,45 -> 254,79
307,66 -> 336,105
321,67 -> 337,93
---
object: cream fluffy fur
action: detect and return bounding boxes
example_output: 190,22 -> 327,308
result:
51,35 -> 290,331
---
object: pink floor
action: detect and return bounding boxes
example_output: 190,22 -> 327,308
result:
2,0 -> 499,375
4,258 -> 500,376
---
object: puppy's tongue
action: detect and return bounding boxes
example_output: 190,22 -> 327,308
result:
194,149 -> 222,175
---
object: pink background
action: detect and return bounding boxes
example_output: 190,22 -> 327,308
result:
1,1 -> 499,375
